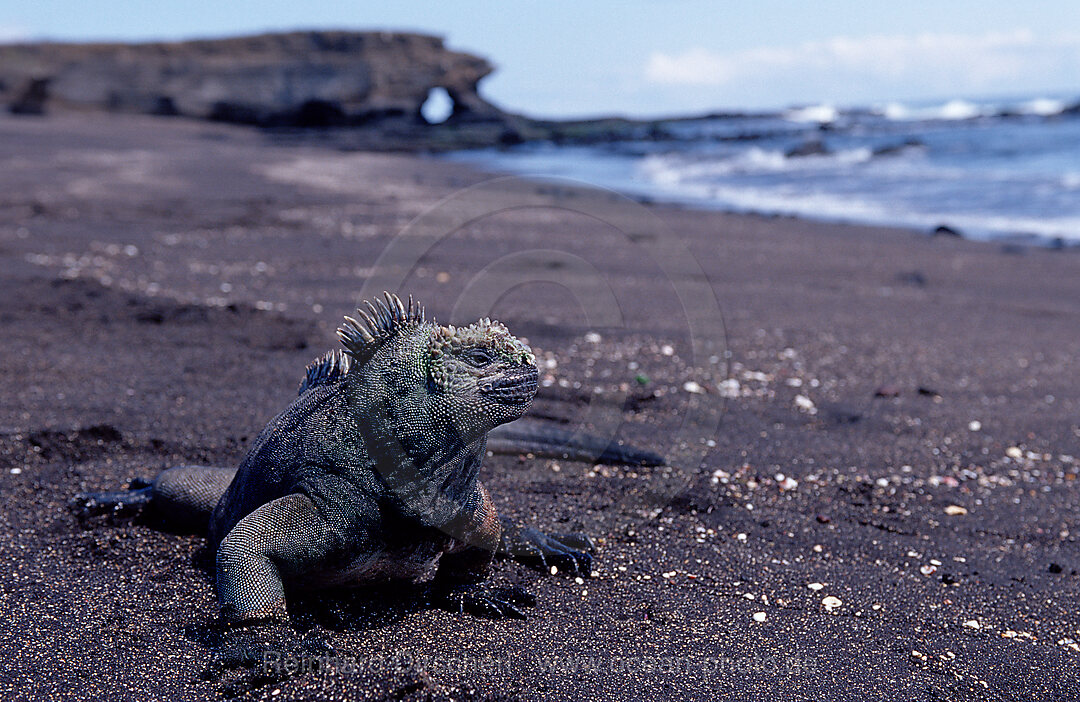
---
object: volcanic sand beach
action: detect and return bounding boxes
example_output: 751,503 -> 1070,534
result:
1,113 -> 1079,700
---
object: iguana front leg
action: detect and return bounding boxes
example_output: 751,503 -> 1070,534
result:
209,493 -> 349,681
429,482 -> 536,619
215,493 -> 357,623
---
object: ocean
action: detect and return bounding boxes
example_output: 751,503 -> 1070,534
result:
447,95 -> 1080,245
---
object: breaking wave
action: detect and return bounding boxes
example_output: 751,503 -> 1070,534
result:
447,92 -> 1080,245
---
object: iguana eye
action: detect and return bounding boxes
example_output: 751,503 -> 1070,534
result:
463,348 -> 495,367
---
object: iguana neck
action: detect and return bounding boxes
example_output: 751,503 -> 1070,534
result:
344,368 -> 486,527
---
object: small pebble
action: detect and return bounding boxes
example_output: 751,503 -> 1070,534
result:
874,383 -> 902,398
920,564 -> 937,576
963,620 -> 981,629
717,379 -> 740,398
944,505 -> 968,516
776,474 -> 798,491
822,596 -> 843,613
9,468 -> 22,475
752,611 -> 767,623
1006,446 -> 1023,459
807,582 -> 824,591
968,420 -> 982,432
682,381 -> 704,394
550,565 -> 558,575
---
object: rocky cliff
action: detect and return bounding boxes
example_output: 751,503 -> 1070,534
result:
0,31 -> 505,126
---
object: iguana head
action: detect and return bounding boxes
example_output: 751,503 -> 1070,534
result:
427,316 -> 538,428
337,293 -> 538,442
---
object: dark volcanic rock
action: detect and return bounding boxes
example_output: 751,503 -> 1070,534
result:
872,138 -> 925,157
785,139 -> 829,158
873,383 -> 902,398
932,224 -> 962,238
8,76 -> 49,115
895,270 -> 928,287
0,31 -> 504,126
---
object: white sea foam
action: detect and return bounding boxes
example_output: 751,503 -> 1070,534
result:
876,98 -> 986,121
881,102 -> 911,120
1019,97 -> 1066,116
646,180 -> 1080,241
877,95 -> 1070,122
639,146 -> 876,183
784,104 -> 838,124
938,99 -> 981,120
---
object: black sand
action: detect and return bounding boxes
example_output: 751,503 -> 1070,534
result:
1,114 -> 1078,700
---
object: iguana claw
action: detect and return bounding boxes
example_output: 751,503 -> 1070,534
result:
500,524 -> 596,576
430,584 -> 536,620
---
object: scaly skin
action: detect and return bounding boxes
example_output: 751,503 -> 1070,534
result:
74,293 -> 596,625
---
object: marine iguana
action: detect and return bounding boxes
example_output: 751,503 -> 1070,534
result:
73,292 -> 661,624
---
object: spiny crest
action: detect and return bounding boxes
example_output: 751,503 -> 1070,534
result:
298,349 -> 351,395
337,292 -> 425,363
431,317 -> 535,365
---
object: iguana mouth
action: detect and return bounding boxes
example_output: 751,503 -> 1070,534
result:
482,366 -> 538,407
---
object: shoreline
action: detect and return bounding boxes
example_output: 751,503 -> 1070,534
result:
438,145 -> 1080,251
2,113 -> 1079,700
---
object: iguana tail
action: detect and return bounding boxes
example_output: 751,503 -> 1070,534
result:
488,420 -> 665,467
69,423 -> 663,530
70,465 -> 237,532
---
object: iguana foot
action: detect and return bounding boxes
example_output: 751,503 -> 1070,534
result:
204,622 -> 334,690
205,626 -> 277,676
428,583 -> 536,620
500,522 -> 596,576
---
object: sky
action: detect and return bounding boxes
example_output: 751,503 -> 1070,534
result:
1,1 -> 1079,118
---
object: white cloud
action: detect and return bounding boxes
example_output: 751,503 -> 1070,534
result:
645,30 -> 1080,102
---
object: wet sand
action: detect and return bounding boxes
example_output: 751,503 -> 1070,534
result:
1,113 -> 1079,700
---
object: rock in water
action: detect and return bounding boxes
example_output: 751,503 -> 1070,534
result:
785,139 -> 829,158
932,224 -> 962,238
